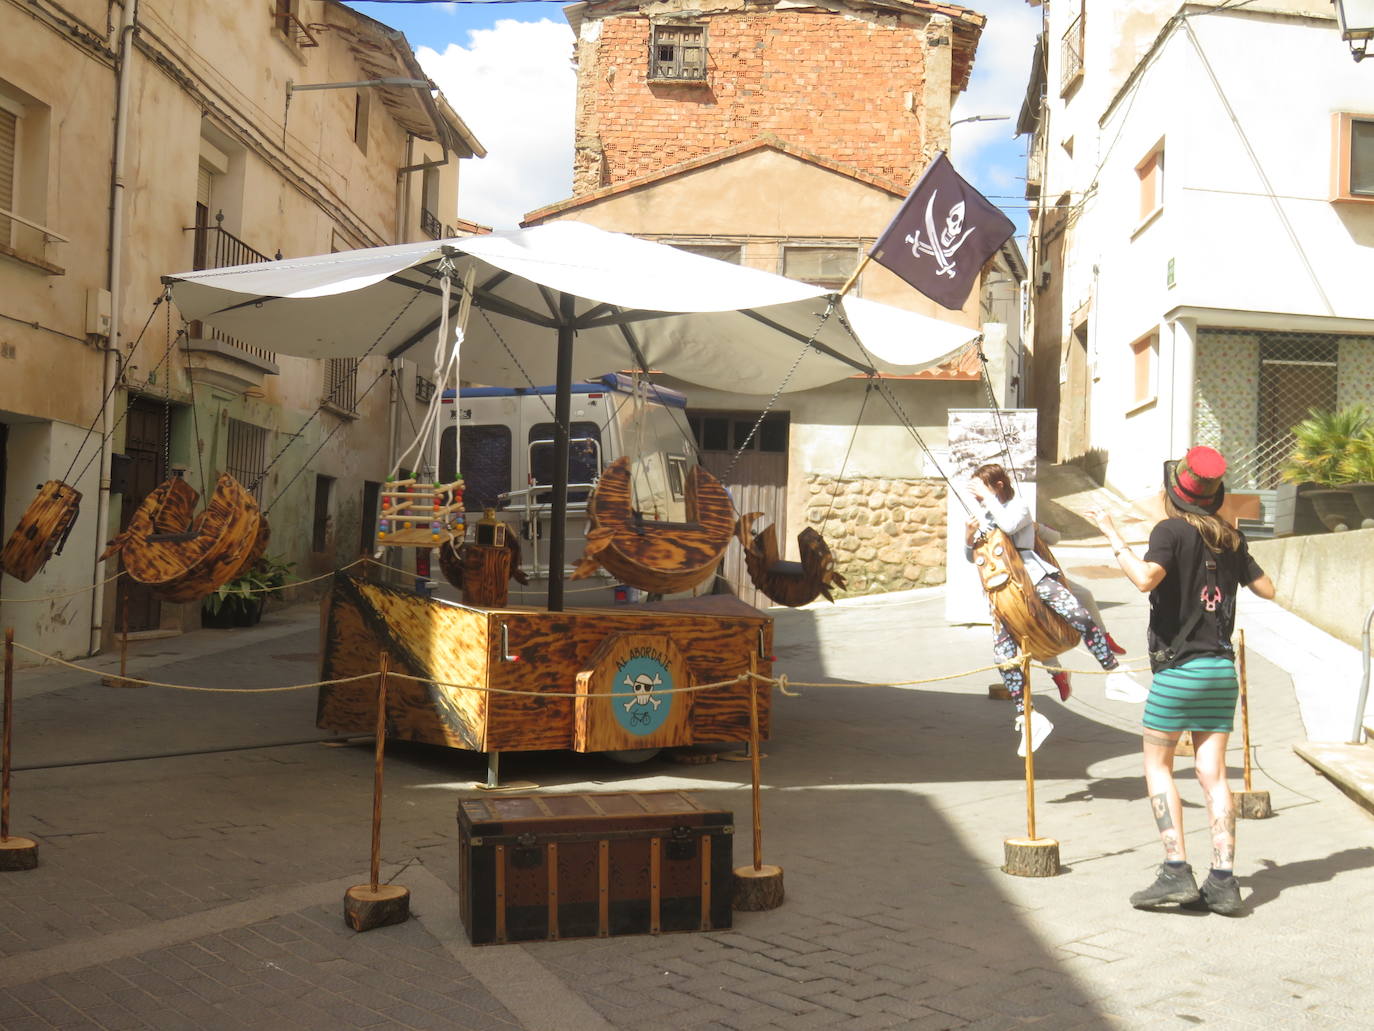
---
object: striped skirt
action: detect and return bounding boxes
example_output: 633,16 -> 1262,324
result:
1144,655 -> 1240,733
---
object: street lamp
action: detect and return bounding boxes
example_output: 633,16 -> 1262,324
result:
1334,0 -> 1374,61
951,114 -> 1011,128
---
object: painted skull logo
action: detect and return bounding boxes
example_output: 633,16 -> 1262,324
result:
622,671 -> 663,712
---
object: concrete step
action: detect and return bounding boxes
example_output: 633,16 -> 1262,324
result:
1294,741 -> 1374,817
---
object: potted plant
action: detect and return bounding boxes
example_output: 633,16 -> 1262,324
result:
1338,431 -> 1374,529
1278,406 -> 1372,533
201,554 -> 295,628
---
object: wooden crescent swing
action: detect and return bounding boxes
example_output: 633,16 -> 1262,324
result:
0,481 -> 83,583
970,528 -> 1080,661
100,472 -> 263,603
737,512 -> 846,607
571,457 -> 735,594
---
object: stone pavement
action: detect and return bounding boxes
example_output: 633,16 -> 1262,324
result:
2,553 -> 1372,1030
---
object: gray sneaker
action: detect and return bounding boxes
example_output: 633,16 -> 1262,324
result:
1130,863 -> 1200,908
1196,873 -> 1243,916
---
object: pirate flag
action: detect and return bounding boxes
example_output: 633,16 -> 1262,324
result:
870,152 -> 1015,311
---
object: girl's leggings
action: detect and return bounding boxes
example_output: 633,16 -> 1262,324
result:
994,576 -> 1118,710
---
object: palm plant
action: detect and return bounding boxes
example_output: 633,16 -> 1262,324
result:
203,554 -> 295,619
1280,405 -> 1374,486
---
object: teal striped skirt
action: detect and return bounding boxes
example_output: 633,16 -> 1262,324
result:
1144,655 -> 1240,733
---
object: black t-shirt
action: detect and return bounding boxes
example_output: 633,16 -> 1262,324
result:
1143,518 -> 1265,667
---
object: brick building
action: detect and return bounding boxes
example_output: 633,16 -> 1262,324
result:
528,0 -> 1002,599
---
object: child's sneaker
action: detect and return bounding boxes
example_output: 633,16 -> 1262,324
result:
1105,670 -> 1149,703
1014,711 -> 1053,756
1051,670 -> 1073,701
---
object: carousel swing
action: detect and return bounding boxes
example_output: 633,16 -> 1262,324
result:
0,296 -> 170,584
99,312 -> 265,604
571,370 -> 735,595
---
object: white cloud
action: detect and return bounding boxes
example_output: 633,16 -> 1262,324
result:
950,0 -> 1041,166
417,19 -> 576,230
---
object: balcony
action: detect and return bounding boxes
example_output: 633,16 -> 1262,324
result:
421,207 -> 442,240
1060,13 -> 1084,95
183,216 -> 280,391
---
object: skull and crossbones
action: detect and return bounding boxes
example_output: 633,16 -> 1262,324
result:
904,190 -> 976,280
622,672 -> 663,712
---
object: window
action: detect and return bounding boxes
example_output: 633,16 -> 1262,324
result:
1332,113 -> 1374,203
689,411 -> 788,454
529,422 -> 602,502
1130,332 -> 1158,409
441,424 -> 512,509
273,0 -> 318,48
225,419 -> 269,504
671,242 -> 741,264
1136,144 -> 1164,224
649,24 -> 707,82
782,246 -> 858,290
1060,2 -> 1085,96
0,82 -> 56,263
312,474 -> 334,552
325,358 -> 359,413
420,166 -> 441,240
352,91 -> 370,154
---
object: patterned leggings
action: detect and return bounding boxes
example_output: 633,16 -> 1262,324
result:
994,576 -> 1118,711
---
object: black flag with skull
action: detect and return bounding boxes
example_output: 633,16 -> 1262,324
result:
869,152 -> 1016,311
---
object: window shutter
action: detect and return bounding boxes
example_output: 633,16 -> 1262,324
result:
197,164 -> 213,209
0,108 -> 16,244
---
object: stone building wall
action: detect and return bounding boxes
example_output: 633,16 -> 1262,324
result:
805,474 -> 948,594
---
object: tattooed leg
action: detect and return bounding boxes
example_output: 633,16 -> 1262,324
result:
1193,731 -> 1235,869
1142,728 -> 1186,861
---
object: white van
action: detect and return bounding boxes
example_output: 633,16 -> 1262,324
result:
439,374 -> 697,586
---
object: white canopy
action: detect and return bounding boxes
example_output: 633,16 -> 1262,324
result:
165,221 -> 979,393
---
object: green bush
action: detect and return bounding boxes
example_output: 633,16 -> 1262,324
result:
1280,406 -> 1374,487
202,554 -> 295,617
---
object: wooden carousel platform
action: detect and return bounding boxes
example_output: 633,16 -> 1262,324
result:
317,573 -> 773,755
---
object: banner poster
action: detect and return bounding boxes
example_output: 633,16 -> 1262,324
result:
942,409 -> 1039,626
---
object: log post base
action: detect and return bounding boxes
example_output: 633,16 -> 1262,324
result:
1003,837 -> 1060,878
0,836 -> 39,871
1236,790 -> 1272,820
733,864 -> 784,911
100,676 -> 141,689
987,684 -> 1011,701
343,884 -> 410,931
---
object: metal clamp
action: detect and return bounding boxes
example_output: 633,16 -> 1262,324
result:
501,623 -> 521,662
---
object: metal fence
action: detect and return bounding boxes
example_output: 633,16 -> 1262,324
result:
225,418 -> 270,504
187,218 -> 277,365
325,358 -> 359,413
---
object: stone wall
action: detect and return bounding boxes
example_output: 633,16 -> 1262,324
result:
805,474 -> 947,595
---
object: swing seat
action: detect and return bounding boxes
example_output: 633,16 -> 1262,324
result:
101,473 -> 263,603
737,513 -> 847,607
1,481 -> 83,583
571,457 -> 734,594
970,528 -> 1079,662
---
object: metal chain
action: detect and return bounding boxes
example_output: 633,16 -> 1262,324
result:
976,341 -> 1022,489
162,295 -> 173,479
180,314 -> 208,498
723,300 -> 835,484
479,307 -> 556,422
819,377 -> 874,528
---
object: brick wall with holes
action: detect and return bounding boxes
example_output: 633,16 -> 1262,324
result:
573,9 -> 935,195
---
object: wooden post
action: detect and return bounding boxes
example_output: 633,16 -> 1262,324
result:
1003,647 -> 1060,877
1234,629 -> 1272,819
733,664 -> 784,911
1,628 -> 39,870
344,651 -> 410,929
103,588 -> 139,689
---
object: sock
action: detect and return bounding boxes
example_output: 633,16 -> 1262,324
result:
1165,860 -> 1188,871
1208,868 -> 1233,881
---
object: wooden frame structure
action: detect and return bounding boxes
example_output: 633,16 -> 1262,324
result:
375,477 -> 465,548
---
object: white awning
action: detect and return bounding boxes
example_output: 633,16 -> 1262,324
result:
166,221 -> 979,394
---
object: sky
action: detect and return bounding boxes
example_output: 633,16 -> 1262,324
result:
345,0 -> 1041,244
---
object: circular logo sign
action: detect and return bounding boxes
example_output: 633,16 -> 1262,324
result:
612,653 -> 673,736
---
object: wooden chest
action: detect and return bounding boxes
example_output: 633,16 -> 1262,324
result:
457,791 -> 733,945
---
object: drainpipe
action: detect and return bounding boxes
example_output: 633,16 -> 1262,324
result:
93,0 -> 139,654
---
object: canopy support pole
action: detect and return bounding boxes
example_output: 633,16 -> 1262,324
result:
547,293 -> 575,612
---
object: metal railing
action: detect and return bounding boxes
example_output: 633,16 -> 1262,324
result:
274,9 -> 319,48
421,208 -> 442,240
186,216 -> 277,364
1061,13 -> 1084,94
495,483 -> 598,581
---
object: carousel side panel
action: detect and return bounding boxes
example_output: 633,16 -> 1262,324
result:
483,599 -> 772,752
317,574 -> 490,750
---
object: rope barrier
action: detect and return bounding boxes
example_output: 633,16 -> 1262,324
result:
0,570 -> 126,605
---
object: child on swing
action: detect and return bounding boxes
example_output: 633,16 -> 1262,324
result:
964,463 -> 1147,753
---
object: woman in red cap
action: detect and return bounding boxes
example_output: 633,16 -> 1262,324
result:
1092,445 -> 1275,916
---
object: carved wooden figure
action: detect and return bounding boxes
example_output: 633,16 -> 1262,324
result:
572,458 -> 734,595
969,528 -> 1079,662
737,514 -> 846,607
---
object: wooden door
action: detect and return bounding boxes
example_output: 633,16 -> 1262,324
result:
697,448 -> 787,610
117,399 -> 169,632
